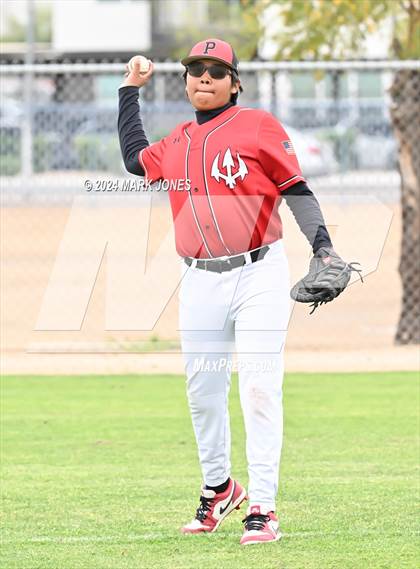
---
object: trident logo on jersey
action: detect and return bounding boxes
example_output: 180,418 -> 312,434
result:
211,148 -> 248,189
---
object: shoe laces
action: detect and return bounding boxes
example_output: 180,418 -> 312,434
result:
242,513 -> 270,531
195,494 -> 214,522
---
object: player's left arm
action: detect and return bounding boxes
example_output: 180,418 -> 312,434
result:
258,111 -> 363,313
257,112 -> 305,192
282,181 -> 332,254
258,112 -> 332,254
280,180 -> 363,315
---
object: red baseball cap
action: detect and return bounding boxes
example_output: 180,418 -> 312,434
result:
181,38 -> 239,72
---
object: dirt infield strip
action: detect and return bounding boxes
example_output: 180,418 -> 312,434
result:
2,199 -> 418,374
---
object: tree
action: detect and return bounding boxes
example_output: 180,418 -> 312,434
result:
264,0 -> 419,344
0,4 -> 52,44
171,0 -> 264,61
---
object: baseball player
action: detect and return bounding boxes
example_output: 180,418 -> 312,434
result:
118,39 -> 361,545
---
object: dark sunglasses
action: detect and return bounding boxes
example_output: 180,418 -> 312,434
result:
186,62 -> 232,80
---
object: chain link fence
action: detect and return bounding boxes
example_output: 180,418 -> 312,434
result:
1,61 -> 413,183
1,59 -> 418,364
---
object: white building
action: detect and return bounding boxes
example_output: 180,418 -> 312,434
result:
52,0 -> 151,53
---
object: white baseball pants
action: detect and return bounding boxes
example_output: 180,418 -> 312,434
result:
178,238 -> 291,512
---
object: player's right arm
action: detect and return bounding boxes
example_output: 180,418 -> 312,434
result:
118,59 -> 154,176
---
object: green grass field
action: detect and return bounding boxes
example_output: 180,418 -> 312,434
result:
1,372 -> 418,569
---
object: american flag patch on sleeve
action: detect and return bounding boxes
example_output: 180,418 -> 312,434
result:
282,140 -> 295,155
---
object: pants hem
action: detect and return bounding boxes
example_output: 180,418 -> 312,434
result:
203,474 -> 231,487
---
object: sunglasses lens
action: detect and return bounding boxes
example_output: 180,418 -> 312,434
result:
208,65 -> 229,79
187,62 -> 230,79
187,63 -> 205,77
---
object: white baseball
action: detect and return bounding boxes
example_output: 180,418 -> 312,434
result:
128,55 -> 150,75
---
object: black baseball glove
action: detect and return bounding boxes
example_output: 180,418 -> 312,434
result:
290,246 -> 363,314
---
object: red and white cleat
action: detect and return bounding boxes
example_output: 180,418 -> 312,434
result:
240,504 -> 281,545
181,479 -> 248,534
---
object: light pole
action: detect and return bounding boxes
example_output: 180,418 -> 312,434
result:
22,0 -> 35,178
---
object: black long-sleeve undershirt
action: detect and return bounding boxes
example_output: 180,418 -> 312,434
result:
118,86 -> 149,175
282,183 -> 332,252
117,85 -> 333,253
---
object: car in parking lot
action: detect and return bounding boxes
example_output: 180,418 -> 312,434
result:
285,125 -> 339,177
315,106 -> 399,171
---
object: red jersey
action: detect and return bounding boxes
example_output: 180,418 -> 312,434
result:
139,105 -> 305,259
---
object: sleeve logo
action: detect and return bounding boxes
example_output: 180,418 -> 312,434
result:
282,140 -> 295,155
